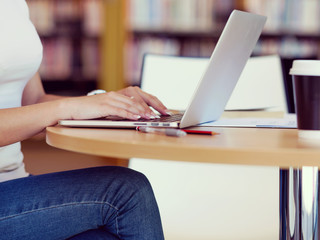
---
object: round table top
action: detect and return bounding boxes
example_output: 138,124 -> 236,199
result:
46,126 -> 320,168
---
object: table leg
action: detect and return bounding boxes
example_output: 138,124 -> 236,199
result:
280,167 -> 319,240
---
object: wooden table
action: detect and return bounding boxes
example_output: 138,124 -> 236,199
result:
46,126 -> 320,240
46,126 -> 320,167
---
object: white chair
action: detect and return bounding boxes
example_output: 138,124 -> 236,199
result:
141,54 -> 287,112
130,54 -> 284,240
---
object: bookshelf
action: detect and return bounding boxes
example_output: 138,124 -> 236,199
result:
26,0 -> 320,93
24,0 -> 128,169
26,0 -> 105,95
125,0 -> 320,86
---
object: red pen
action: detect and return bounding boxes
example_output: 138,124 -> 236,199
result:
182,129 -> 219,135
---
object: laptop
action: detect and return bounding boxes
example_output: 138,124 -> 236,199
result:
59,10 -> 267,129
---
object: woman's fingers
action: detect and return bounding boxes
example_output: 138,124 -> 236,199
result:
117,86 -> 170,116
137,91 -> 170,116
101,104 -> 142,120
93,91 -> 158,120
103,95 -> 145,118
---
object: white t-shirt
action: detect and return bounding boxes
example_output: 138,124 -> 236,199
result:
0,0 -> 43,182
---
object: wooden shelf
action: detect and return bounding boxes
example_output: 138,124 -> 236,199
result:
262,31 -> 320,40
131,28 -> 223,40
131,28 -> 320,41
42,80 -> 97,96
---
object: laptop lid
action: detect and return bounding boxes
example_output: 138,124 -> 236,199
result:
180,10 -> 266,128
59,10 -> 266,129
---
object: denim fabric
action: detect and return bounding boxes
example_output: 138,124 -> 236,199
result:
0,166 -> 164,240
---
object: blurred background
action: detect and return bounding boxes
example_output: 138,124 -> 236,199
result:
26,0 -> 320,94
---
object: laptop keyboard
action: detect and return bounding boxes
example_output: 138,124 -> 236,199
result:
103,113 -> 184,123
137,113 -> 184,122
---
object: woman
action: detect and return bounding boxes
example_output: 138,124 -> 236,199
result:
0,0 -> 166,239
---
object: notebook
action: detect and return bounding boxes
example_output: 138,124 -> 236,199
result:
59,10 -> 267,129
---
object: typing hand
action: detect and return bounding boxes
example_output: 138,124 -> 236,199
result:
117,86 -> 170,117
66,87 -> 169,121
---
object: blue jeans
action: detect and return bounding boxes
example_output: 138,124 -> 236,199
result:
0,166 -> 164,240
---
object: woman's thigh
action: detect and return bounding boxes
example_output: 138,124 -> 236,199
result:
68,228 -> 120,240
0,166 -> 164,240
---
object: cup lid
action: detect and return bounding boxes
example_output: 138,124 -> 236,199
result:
290,60 -> 320,76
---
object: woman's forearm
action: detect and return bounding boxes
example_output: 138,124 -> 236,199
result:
0,99 -> 67,147
38,94 -> 66,103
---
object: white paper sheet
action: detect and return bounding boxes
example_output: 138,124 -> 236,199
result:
201,114 -> 297,128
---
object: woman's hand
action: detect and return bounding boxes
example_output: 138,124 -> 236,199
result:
65,86 -> 170,121
117,86 -> 169,116
23,74 -> 169,121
